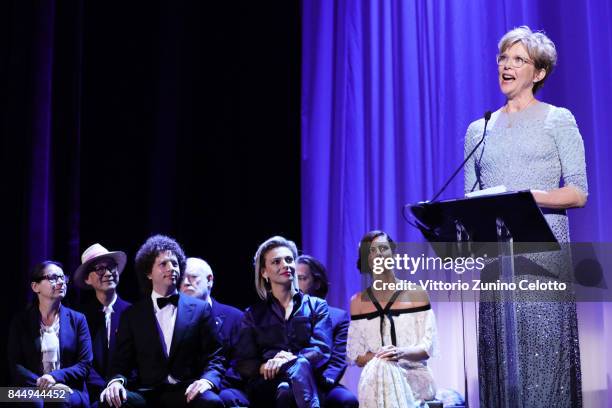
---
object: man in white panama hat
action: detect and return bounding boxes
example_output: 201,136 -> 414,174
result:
75,243 -> 132,407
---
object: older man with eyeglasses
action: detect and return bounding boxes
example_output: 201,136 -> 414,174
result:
75,243 -> 132,407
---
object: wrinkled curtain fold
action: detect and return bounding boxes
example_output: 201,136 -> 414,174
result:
301,1 -> 612,406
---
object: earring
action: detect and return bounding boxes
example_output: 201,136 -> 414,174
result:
264,277 -> 269,284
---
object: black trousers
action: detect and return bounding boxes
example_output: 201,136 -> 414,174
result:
100,383 -> 224,408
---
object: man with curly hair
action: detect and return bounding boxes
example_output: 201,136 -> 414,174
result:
100,234 -> 225,408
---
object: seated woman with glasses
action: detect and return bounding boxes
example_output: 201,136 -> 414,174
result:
347,230 -> 437,408
235,236 -> 332,408
8,261 -> 93,407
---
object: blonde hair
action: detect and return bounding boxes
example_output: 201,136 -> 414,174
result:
498,26 -> 557,93
253,236 -> 299,300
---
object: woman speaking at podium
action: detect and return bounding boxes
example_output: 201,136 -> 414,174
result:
464,26 -> 587,408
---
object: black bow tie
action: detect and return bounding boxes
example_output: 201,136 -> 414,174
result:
157,294 -> 179,309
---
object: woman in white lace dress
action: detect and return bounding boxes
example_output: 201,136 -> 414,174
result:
347,230 -> 437,408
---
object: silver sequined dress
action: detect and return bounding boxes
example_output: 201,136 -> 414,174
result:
464,102 -> 587,408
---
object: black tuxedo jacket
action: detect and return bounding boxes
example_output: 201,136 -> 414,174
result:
8,304 -> 93,394
79,295 -> 131,390
110,293 -> 224,390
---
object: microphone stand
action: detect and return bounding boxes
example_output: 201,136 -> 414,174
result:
430,111 -> 492,202
422,110 -> 492,406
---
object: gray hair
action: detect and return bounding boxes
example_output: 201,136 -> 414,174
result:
498,26 -> 557,94
253,236 -> 299,300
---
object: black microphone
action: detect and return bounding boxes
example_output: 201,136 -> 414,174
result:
430,111 -> 492,202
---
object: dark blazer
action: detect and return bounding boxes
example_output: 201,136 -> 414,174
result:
210,298 -> 243,353
236,292 -> 331,381
210,298 -> 244,389
110,293 -> 225,390
79,296 -> 131,391
8,304 -> 93,395
321,306 -> 349,385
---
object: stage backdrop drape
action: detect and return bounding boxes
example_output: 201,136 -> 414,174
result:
1,0 -> 301,384
301,0 -> 612,406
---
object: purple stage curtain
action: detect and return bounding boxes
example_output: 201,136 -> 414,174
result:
301,1 -> 612,406
2,0 -> 85,303
2,0 -> 302,384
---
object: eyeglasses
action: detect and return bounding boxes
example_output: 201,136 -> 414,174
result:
89,263 -> 118,277
40,274 -> 69,284
496,54 -> 533,68
369,244 -> 391,255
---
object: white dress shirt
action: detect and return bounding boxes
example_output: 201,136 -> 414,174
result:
102,293 -> 118,348
106,290 -> 212,390
151,290 -> 179,384
151,290 -> 178,355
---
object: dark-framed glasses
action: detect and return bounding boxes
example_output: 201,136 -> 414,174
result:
89,263 -> 119,277
369,244 -> 391,255
40,274 -> 69,284
496,54 -> 533,68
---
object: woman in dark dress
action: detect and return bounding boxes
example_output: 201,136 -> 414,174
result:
235,236 -> 332,408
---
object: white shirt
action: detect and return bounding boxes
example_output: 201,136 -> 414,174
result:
106,290 -> 212,390
151,290 -> 178,356
151,290 -> 179,384
106,291 -> 179,388
40,315 -> 61,374
102,294 -> 118,348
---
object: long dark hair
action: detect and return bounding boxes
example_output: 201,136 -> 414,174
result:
356,230 -> 396,274
296,255 -> 329,299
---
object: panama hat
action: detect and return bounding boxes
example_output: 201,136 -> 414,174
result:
74,243 -> 127,289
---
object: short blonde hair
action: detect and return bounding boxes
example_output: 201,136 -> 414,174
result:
498,26 -> 557,94
253,236 -> 299,300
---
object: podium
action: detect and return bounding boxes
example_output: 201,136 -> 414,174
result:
408,190 -> 559,408
409,190 -> 559,256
